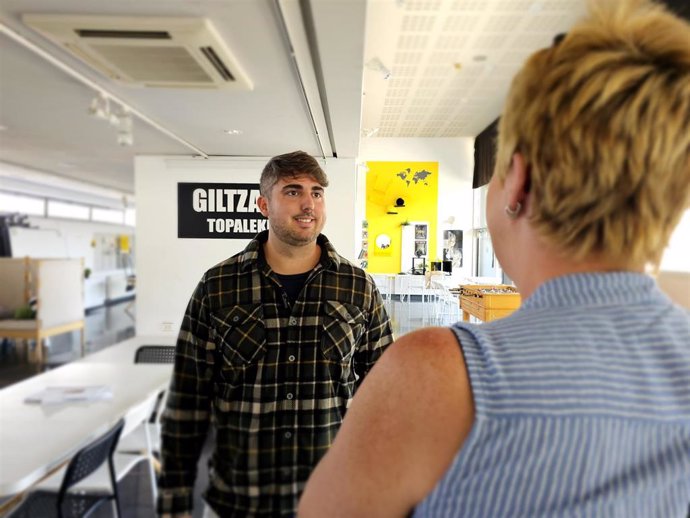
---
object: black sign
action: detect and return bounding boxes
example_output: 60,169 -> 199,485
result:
178,182 -> 268,239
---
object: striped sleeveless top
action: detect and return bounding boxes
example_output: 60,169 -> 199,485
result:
413,272 -> 690,517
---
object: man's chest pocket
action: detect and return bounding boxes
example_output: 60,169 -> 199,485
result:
320,301 -> 367,364
211,304 -> 266,385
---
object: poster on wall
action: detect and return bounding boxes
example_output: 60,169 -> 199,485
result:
178,183 -> 268,239
443,230 -> 463,269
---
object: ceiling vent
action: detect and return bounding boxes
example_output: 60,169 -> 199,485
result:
22,14 -> 252,90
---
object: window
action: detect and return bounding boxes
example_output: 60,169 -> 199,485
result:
0,191 -> 45,216
124,208 -> 136,227
47,200 -> 89,220
92,207 -> 124,225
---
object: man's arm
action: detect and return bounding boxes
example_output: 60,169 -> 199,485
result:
353,283 -> 394,385
299,327 -> 475,518
158,278 -> 215,517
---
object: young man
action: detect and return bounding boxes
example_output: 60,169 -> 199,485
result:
157,151 -> 394,517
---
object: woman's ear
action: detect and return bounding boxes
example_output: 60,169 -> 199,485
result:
505,152 -> 530,209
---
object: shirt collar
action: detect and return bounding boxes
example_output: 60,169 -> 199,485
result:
238,230 -> 341,272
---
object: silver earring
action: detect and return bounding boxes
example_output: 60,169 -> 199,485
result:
504,202 -> 522,219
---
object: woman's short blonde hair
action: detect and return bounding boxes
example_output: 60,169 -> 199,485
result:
495,0 -> 690,267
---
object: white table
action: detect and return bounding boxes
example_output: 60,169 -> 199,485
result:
81,335 -> 176,364
0,360 -> 173,498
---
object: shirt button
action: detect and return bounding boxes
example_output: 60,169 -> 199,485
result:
232,316 -> 240,322
286,393 -> 294,400
289,317 -> 297,326
284,431 -> 292,439
288,355 -> 295,362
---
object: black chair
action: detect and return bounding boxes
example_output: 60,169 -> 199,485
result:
133,345 -> 175,424
9,419 -> 125,518
134,345 -> 175,364
116,344 -> 176,483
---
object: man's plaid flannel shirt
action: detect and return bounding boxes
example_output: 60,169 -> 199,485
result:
158,231 -> 394,517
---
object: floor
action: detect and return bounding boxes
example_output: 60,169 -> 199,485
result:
1,295 -> 461,517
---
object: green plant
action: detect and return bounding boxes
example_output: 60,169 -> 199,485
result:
84,267 -> 92,279
14,305 -> 36,320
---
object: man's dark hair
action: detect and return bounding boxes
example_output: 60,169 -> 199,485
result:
260,150 -> 329,197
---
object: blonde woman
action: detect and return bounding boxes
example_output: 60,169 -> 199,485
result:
299,0 -> 690,516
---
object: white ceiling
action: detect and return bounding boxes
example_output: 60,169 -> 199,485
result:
362,0 -> 586,138
0,0 -> 367,195
0,0 -> 589,197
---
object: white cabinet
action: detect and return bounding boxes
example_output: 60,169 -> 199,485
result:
401,222 -> 428,273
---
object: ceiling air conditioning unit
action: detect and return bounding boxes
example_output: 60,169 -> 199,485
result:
22,14 -> 252,90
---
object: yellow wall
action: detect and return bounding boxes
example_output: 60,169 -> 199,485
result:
366,161 -> 438,273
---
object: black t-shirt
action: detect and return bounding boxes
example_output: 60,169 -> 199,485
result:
275,271 -> 310,306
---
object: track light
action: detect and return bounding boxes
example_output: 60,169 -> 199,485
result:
1,21 -> 207,157
88,93 -> 110,120
89,93 -> 133,146
365,57 -> 392,80
116,110 -> 133,147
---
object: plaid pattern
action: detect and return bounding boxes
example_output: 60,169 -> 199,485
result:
158,231 -> 393,517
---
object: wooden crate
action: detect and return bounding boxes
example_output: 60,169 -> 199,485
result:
460,284 -> 521,322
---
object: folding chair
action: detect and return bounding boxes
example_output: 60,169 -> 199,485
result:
8,419 -> 125,518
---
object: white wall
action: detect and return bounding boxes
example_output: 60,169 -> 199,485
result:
358,137 -> 475,277
18,217 -> 133,269
135,156 -> 357,336
660,209 -> 690,273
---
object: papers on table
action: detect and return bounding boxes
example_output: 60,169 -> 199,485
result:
24,385 -> 113,405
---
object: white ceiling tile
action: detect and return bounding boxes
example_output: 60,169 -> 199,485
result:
485,14 -> 526,31
404,0 -> 443,12
387,87 -> 412,97
435,34 -> 469,50
397,33 -> 431,50
401,14 -> 437,32
442,15 -> 477,31
389,77 -> 415,88
423,64 -> 453,77
392,64 -> 419,77
364,0 -> 586,139
428,51 -> 460,65
393,51 -> 424,65
384,98 -> 407,107
472,33 -> 510,50
492,0 -> 536,11
450,0 -> 489,12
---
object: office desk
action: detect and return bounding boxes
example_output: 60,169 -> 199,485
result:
0,361 -> 173,498
0,318 -> 85,364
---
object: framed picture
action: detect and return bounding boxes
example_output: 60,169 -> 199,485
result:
443,230 -> 463,269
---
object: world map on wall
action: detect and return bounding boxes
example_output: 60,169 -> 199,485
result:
396,168 -> 432,186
